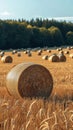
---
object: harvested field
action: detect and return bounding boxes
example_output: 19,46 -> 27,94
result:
0,48 -> 73,130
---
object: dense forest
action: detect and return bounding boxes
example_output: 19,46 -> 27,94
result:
0,18 -> 73,49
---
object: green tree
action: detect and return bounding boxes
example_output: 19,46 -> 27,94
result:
66,31 -> 73,45
39,27 -> 52,47
30,26 -> 41,47
48,26 -> 64,46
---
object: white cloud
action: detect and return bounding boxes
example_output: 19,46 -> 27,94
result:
48,16 -> 73,21
0,11 -> 11,16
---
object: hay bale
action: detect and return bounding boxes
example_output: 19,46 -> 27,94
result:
42,55 -> 48,60
17,52 -> 21,57
38,49 -> 42,53
57,48 -> 62,51
28,52 -> 32,57
24,50 -> 28,54
69,53 -> 73,58
59,50 -> 64,55
1,55 -> 13,63
27,50 -> 30,53
47,50 -> 51,53
71,46 -> 73,49
37,50 -> 42,55
0,51 -> 5,57
43,48 -> 47,51
24,50 -> 31,54
64,51 -> 69,54
38,51 -> 41,55
12,50 -> 17,54
6,62 -> 53,98
48,54 -> 59,62
67,46 -> 71,50
57,54 -> 66,62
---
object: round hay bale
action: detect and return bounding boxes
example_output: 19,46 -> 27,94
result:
6,62 -> 53,99
57,48 -> 62,51
0,51 -> 5,57
67,46 -> 71,50
24,50 -> 31,54
69,53 -> 73,58
37,50 -> 42,56
24,50 -> 27,54
17,52 -> 21,57
28,52 -> 32,57
38,49 -> 42,53
57,54 -> 66,62
27,50 -> 30,53
71,46 -> 73,49
48,54 -> 59,62
38,51 -> 41,55
59,50 -> 64,55
1,55 -> 13,63
64,51 -> 69,54
43,48 -> 47,51
12,51 -> 15,54
12,50 -> 17,54
0,53 -> 4,57
47,50 -> 51,53
42,55 -> 48,60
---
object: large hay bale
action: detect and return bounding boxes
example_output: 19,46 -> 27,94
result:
6,62 -> 53,99
1,55 -> 13,63
57,54 -> 66,62
48,54 -> 59,62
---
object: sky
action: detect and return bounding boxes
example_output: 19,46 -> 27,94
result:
0,0 -> 73,22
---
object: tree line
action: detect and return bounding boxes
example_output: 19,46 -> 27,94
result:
0,18 -> 73,49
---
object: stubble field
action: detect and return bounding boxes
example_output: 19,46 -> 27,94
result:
0,48 -> 73,130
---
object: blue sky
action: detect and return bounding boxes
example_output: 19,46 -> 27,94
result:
0,0 -> 73,21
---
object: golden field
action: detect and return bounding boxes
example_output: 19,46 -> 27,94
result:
0,48 -> 73,130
